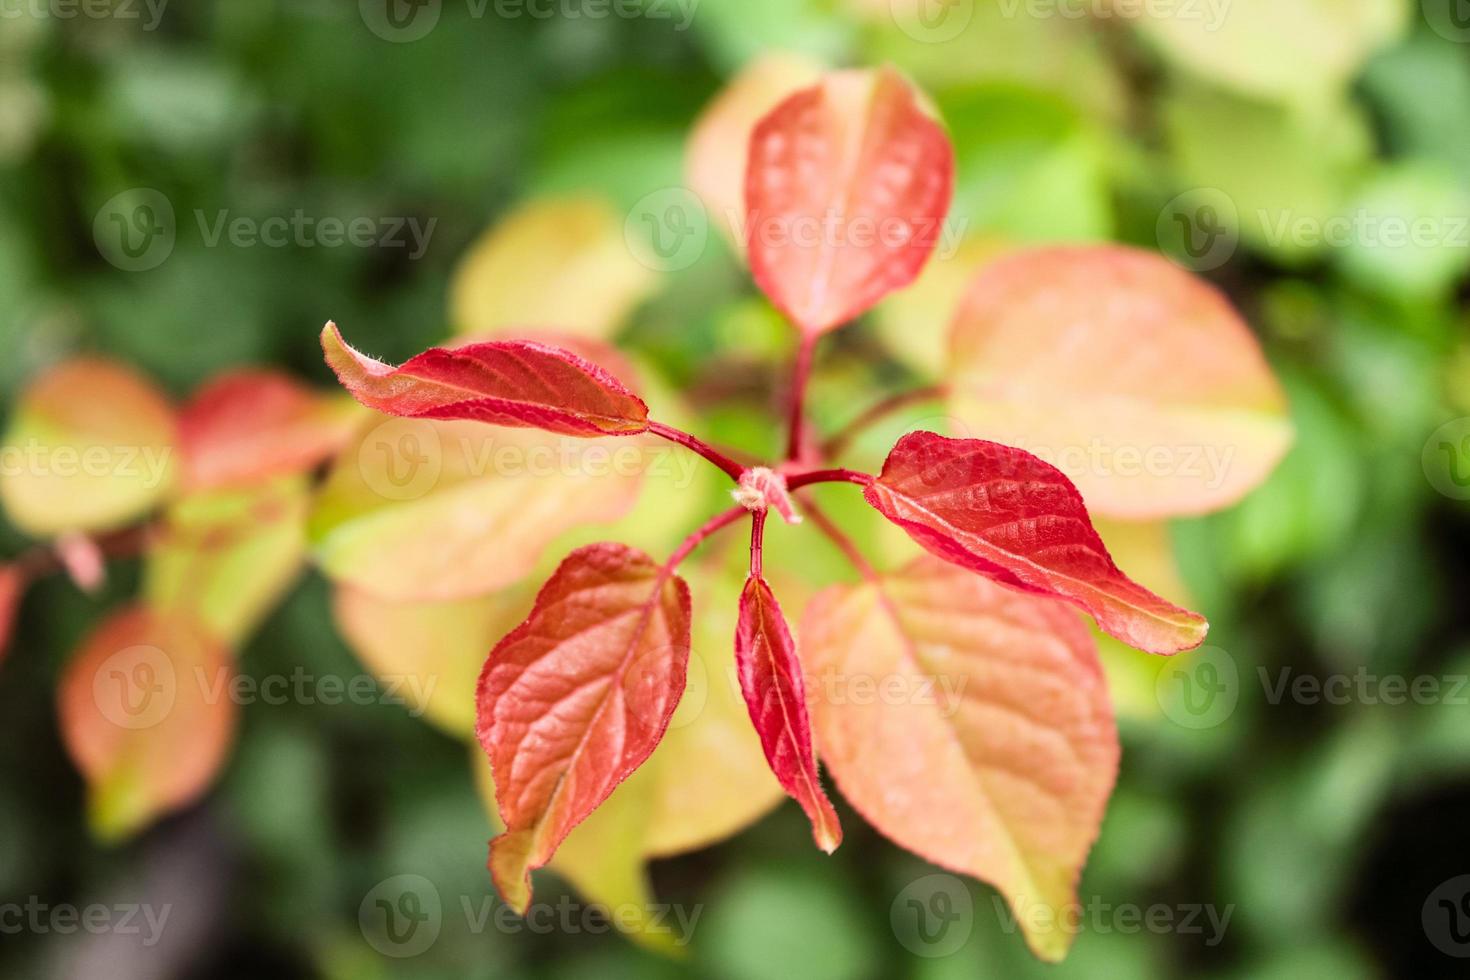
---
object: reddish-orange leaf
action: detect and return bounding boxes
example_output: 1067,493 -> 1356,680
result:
745,66 -> 954,335
178,369 -> 358,490
800,557 -> 1118,962
321,322 -> 650,437
476,543 -> 691,912
736,575 -> 841,852
57,606 -> 236,841
865,431 -> 1207,654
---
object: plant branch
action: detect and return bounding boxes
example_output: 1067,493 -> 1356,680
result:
821,383 -> 948,460
664,505 -> 747,572
785,468 -> 874,492
796,493 -> 880,584
748,509 -> 767,579
648,420 -> 747,482
785,333 -> 818,461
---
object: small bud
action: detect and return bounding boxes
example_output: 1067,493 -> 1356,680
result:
733,467 -> 802,524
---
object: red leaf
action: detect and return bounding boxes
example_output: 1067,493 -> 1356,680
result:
179,369 -> 357,490
745,66 -> 954,335
321,322 -> 650,436
0,565 -> 23,664
475,543 -> 691,912
736,575 -> 842,852
864,431 -> 1207,654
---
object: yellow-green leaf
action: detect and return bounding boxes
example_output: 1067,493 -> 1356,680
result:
143,475 -> 309,646
0,359 -> 176,537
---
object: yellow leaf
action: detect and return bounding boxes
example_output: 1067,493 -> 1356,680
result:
333,583 -> 534,737
449,196 -> 658,340
308,417 -> 644,601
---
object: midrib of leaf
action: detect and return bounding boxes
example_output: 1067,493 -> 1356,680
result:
875,483 -> 1196,632
514,567 -> 678,862
860,578 -> 1056,910
750,582 -> 827,824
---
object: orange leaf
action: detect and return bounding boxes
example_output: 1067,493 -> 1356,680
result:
745,66 -> 954,335
947,246 -> 1292,518
800,557 -> 1118,962
0,359 -> 176,536
57,607 -> 236,841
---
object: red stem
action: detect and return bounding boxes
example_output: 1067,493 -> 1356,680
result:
664,505 -> 747,572
648,420 -> 747,482
797,494 -> 879,584
785,468 -> 874,492
749,510 -> 767,579
785,333 -> 818,461
821,383 -> 948,460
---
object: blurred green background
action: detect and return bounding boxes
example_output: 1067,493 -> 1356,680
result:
3,0 -> 1470,977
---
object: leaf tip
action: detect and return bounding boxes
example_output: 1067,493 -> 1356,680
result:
488,830 -> 535,915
